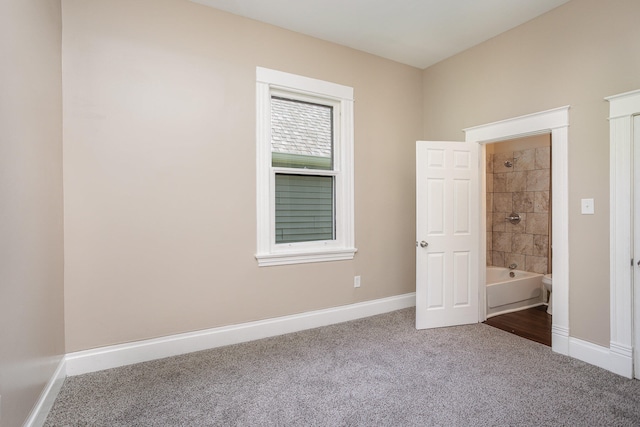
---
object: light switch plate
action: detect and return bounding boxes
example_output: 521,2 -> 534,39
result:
581,198 -> 594,215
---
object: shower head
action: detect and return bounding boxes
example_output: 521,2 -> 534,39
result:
504,160 -> 513,168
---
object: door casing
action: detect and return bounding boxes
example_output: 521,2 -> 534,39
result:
607,89 -> 640,379
464,106 -> 570,355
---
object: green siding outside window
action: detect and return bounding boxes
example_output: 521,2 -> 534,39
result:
275,174 -> 335,244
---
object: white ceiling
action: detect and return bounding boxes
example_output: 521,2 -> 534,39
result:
192,0 -> 569,69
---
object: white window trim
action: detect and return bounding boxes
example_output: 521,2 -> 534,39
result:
256,67 -> 356,267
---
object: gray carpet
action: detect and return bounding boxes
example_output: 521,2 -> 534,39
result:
45,308 -> 640,426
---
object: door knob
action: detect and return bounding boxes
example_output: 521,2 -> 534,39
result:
420,241 -> 428,248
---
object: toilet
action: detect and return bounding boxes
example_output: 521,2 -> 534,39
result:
542,274 -> 552,315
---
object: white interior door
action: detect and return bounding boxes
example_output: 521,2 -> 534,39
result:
416,141 -> 479,329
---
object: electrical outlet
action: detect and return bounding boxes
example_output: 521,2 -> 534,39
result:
354,276 -> 361,288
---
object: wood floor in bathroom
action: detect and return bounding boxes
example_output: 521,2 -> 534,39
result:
483,305 -> 552,346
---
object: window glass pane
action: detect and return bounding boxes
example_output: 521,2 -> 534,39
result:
275,174 -> 334,244
271,97 -> 333,170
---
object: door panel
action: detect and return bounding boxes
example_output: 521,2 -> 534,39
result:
427,178 -> 445,235
416,141 -> 479,329
426,253 -> 445,309
453,179 -> 471,234
453,251 -> 471,307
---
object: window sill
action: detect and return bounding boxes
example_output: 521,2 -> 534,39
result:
255,248 -> 357,267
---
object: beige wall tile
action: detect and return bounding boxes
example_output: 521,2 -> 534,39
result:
512,233 -> 534,255
492,211 -> 506,232
526,212 -> 549,235
535,146 -> 551,169
514,148 -> 536,171
486,140 -> 549,276
534,191 -> 549,212
526,169 -> 550,191
533,235 -> 549,257
506,171 -> 527,192
486,153 -> 494,173
493,173 -> 507,192
525,255 -> 548,274
513,192 -> 534,213
493,193 -> 512,212
493,231 -> 512,252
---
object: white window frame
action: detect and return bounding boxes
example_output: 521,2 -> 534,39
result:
256,67 -> 356,266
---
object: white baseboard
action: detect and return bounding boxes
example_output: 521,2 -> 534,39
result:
608,341 -> 633,378
66,292 -> 416,376
21,292 -> 633,426
568,337 -> 611,371
551,326 -> 634,378
552,324 -> 569,355
567,337 -> 634,378
20,293 -> 634,426
23,357 -> 66,427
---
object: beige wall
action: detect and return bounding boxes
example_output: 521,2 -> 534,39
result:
423,0 -> 640,346
0,1 -> 65,426
62,0 -> 423,352
6,0 -> 639,421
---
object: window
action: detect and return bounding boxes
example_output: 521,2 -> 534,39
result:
256,67 -> 356,266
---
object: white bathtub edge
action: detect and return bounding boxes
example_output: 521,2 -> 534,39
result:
486,302 -> 547,319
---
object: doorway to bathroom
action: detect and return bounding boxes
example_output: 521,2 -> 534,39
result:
482,135 -> 553,346
415,106 -> 569,353
463,105 -> 569,355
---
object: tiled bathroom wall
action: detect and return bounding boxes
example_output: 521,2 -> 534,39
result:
487,142 -> 551,274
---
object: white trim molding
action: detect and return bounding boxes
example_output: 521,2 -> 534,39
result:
464,106 -> 571,356
607,88 -> 640,379
254,248 -> 357,266
609,341 -> 634,378
464,106 -> 570,143
569,337 -> 616,373
552,324 -> 570,355
66,293 -> 416,376
23,357 -> 66,427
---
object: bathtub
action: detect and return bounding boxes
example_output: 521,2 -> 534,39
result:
486,266 -> 544,318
